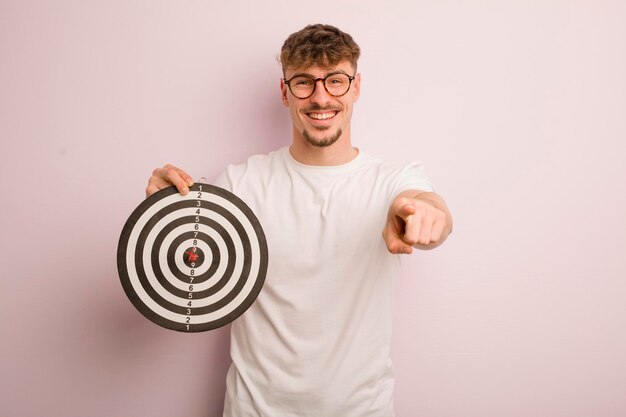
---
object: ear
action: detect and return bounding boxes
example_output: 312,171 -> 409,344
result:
280,78 -> 289,107
352,73 -> 361,102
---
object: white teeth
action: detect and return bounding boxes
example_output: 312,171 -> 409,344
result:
308,112 -> 336,120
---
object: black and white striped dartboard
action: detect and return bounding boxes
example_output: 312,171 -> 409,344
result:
117,183 -> 268,332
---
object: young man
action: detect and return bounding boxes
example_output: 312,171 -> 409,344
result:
147,24 -> 452,417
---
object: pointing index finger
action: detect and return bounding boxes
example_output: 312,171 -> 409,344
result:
395,201 -> 416,220
403,210 -> 422,245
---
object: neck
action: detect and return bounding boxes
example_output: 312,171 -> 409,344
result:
289,126 -> 358,166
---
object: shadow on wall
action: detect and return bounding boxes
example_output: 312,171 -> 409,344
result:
238,67 -> 292,154
71,261 -> 232,400
93,269 -> 232,361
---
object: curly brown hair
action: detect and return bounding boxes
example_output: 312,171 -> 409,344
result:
280,24 -> 361,75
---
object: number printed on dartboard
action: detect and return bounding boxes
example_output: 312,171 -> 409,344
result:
183,185 -> 204,331
117,182 -> 268,332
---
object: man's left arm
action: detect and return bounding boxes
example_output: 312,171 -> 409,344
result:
382,190 -> 453,254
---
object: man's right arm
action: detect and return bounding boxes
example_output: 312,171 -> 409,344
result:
146,164 -> 194,197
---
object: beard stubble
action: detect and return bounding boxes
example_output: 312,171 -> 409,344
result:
302,127 -> 343,147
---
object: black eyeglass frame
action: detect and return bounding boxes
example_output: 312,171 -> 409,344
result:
283,72 -> 356,99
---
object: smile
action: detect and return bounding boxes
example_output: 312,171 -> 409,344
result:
307,111 -> 337,120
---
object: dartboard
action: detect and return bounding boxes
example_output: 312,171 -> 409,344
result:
117,183 -> 268,332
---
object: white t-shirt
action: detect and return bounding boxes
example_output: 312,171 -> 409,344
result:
214,147 -> 434,417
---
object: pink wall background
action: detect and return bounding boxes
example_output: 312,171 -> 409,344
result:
2,1 -> 625,416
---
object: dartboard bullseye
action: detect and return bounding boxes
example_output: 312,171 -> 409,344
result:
117,183 -> 268,332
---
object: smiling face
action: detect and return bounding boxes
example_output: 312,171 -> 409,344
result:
281,61 -> 361,148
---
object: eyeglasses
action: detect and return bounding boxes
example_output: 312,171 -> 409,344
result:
283,72 -> 356,99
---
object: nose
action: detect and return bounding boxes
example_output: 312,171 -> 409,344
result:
309,79 -> 332,105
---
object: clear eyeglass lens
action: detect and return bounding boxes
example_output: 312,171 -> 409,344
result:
289,74 -> 351,98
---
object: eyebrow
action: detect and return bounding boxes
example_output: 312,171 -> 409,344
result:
289,70 -> 351,79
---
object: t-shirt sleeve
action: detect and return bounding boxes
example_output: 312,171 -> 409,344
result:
212,169 -> 233,192
389,161 -> 435,198
213,161 -> 248,194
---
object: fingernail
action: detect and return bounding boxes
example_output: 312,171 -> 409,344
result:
187,178 -> 194,186
182,187 -> 189,195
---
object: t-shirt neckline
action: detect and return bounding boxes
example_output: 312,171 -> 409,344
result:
283,146 -> 363,173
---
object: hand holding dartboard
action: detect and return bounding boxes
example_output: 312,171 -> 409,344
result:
117,183 -> 268,332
